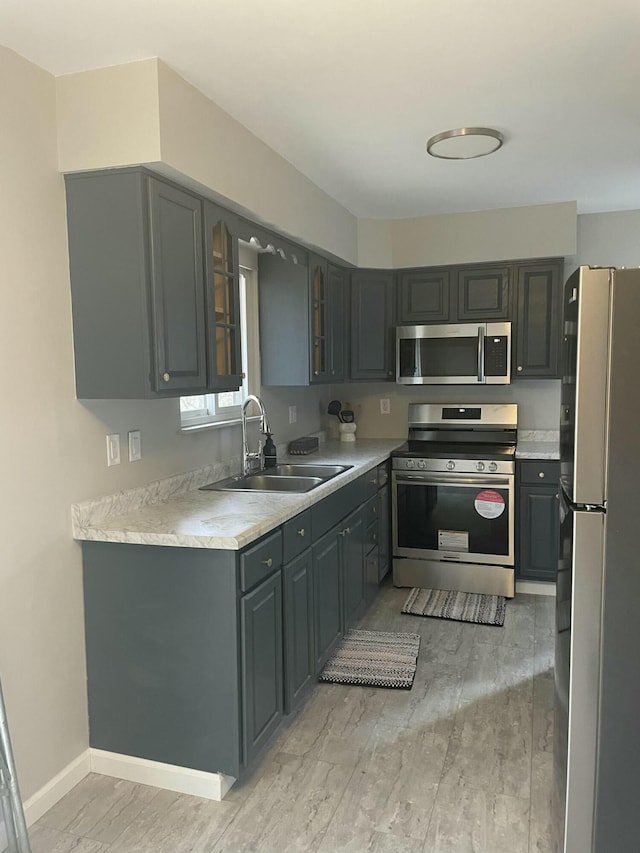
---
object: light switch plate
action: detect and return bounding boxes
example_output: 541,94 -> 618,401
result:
106,434 -> 121,467
128,430 -> 142,462
380,398 -> 391,415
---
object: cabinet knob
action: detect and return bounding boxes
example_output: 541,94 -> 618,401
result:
162,372 -> 171,382
372,532 -> 377,541
373,506 -> 377,514
339,527 -> 351,537
314,370 -> 320,376
261,557 -> 273,567
297,528 -> 305,537
538,471 -> 545,478
388,371 -> 393,376
517,366 -> 523,372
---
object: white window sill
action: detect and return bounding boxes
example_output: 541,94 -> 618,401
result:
179,414 -> 261,434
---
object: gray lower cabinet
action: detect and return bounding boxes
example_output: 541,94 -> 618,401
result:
342,508 -> 366,629
312,527 -> 343,674
283,549 -> 314,713
517,460 -> 560,582
81,467 -> 386,784
377,483 -> 390,581
241,570 -> 283,767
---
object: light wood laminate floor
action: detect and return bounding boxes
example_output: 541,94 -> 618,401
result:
33,586 -> 555,853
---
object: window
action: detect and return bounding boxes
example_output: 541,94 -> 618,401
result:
180,256 -> 259,428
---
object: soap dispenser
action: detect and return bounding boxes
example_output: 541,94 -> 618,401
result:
263,432 -> 277,468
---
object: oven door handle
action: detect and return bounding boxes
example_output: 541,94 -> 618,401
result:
395,474 -> 511,488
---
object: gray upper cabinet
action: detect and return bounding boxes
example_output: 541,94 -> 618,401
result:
203,203 -> 244,392
259,252 -> 348,386
514,260 -> 563,379
66,169 -> 208,398
456,265 -> 511,320
148,179 -> 207,392
65,168 -> 247,399
350,270 -> 396,380
398,268 -> 452,324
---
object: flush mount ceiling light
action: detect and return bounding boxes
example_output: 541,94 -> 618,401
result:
426,127 -> 504,160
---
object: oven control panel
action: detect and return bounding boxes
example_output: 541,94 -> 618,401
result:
392,457 -> 515,475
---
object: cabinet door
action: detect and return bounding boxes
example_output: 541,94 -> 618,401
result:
148,178 -> 207,392
204,203 -> 244,392
241,571 -> 283,767
342,509 -> 366,630
309,255 -> 331,383
456,266 -> 511,321
350,270 -> 396,380
518,486 -> 559,581
377,486 -> 390,581
398,268 -> 451,324
283,550 -> 314,714
327,264 -> 348,381
514,260 -> 563,379
312,528 -> 342,674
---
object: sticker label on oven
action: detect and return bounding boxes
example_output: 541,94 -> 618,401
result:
438,530 -> 469,552
474,489 -> 505,519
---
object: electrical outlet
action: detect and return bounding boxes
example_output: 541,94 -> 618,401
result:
380,398 -> 391,415
289,405 -> 297,424
106,434 -> 121,467
128,429 -> 142,462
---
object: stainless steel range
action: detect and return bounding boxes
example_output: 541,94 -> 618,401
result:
392,403 -> 517,598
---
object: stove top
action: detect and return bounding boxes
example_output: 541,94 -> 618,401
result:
393,441 -> 516,461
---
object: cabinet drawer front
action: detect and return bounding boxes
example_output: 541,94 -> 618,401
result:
363,495 -> 377,529
282,510 -> 312,564
364,468 -> 379,500
519,461 -> 560,485
240,531 -> 283,593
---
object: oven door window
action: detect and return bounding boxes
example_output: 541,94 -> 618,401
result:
395,478 -> 512,561
398,337 -> 479,380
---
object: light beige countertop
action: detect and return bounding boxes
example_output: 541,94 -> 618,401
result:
72,439 -> 404,551
516,430 -> 560,460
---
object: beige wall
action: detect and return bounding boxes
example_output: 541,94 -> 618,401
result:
0,45 -> 331,803
56,59 -> 359,265
358,202 -> 577,268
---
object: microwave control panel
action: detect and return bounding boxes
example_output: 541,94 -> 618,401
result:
484,336 -> 508,376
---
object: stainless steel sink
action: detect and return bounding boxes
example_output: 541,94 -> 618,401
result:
201,474 -> 324,493
271,464 -> 352,479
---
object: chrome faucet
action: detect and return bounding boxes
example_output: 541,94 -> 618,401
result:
241,395 -> 272,475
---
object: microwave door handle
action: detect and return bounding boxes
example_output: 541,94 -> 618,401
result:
477,326 -> 485,383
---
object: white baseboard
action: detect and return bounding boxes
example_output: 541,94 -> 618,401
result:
516,580 -> 556,596
23,750 -> 91,827
89,749 -> 235,801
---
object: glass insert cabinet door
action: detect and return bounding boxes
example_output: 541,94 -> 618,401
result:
310,255 -> 330,382
204,203 -> 243,391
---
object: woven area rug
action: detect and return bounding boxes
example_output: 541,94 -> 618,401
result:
402,587 -> 506,627
319,629 -> 420,689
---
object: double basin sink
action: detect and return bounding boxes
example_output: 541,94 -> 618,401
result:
201,463 -> 353,493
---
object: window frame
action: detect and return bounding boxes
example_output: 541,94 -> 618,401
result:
180,254 -> 260,431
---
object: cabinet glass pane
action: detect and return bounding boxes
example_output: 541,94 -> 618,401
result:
214,272 -> 227,322
313,339 -> 326,375
312,266 -> 325,304
215,327 -> 237,376
212,221 -> 232,273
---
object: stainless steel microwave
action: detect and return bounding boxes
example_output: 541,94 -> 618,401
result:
396,322 -> 511,385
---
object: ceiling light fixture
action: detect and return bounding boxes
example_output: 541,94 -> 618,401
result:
426,127 -> 503,160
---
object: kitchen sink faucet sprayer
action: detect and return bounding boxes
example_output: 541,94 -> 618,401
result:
241,395 -> 272,475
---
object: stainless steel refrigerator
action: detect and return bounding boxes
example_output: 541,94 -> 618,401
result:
554,266 -> 640,853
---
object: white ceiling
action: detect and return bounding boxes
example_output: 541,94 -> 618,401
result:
3,0 -> 639,218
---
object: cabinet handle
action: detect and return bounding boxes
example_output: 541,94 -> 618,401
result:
162,372 -> 171,382
538,472 -> 545,479
297,528 -> 305,537
261,557 -> 273,567
517,366 -> 523,372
